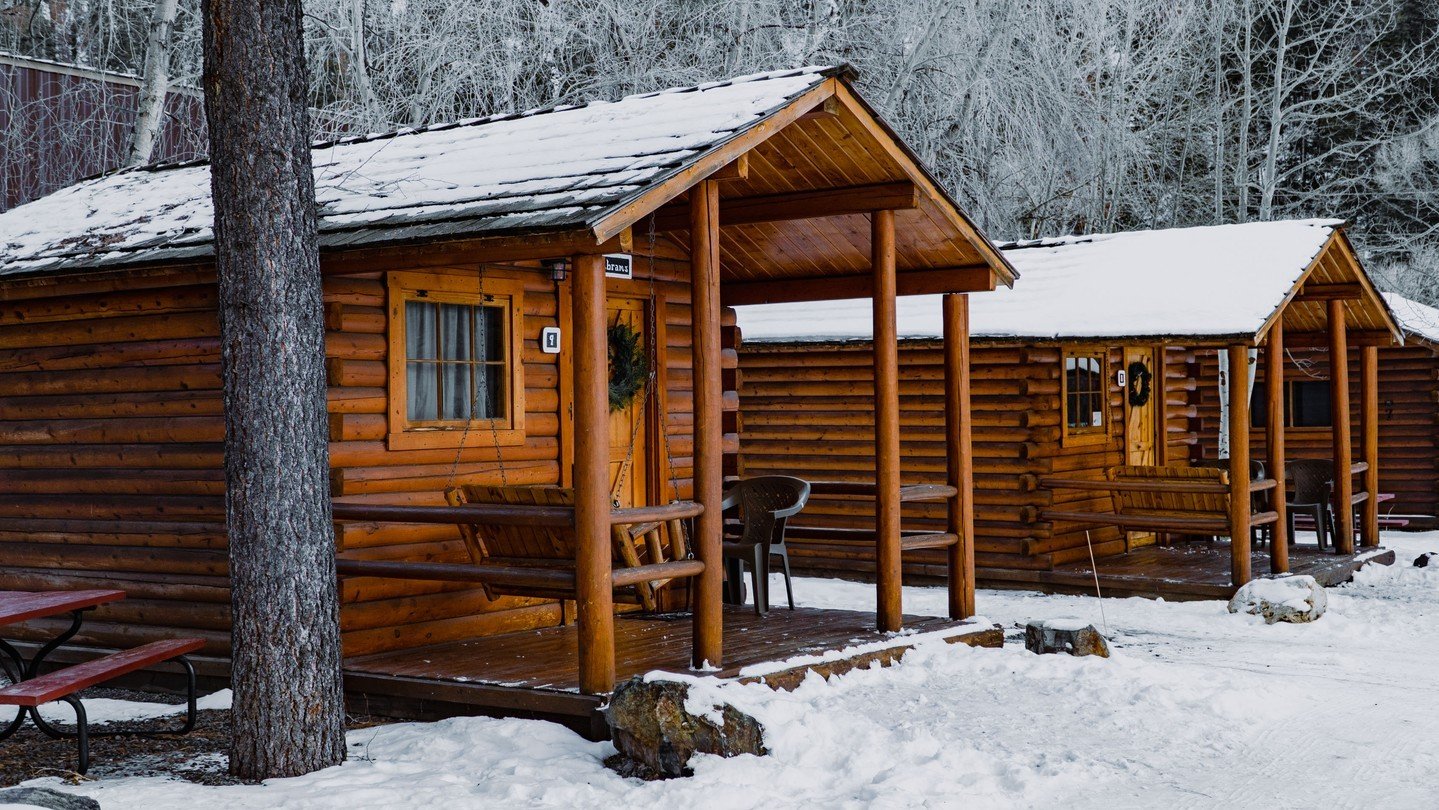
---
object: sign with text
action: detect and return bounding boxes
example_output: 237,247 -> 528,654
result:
540,326 -> 562,354
603,253 -> 633,279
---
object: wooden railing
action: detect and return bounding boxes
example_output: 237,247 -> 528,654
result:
781,480 -> 961,552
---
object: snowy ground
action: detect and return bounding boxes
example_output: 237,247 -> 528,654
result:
10,532 -> 1439,809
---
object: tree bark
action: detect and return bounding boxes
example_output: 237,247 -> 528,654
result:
202,0 -> 346,780
128,0 -> 180,167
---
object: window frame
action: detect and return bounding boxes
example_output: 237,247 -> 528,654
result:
385,270 -> 526,450
1252,379 -> 1333,430
1061,346 -> 1110,447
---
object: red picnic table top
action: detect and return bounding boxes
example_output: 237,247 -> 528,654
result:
0,590 -> 125,627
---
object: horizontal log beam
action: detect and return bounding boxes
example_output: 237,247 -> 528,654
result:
722,265 -> 994,307
652,182 -> 917,231
335,558 -> 574,588
1294,283 -> 1363,302
609,560 -> 705,587
1282,330 -> 1397,348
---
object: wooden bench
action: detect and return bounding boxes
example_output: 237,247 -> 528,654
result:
1041,465 -> 1279,548
0,638 -> 203,774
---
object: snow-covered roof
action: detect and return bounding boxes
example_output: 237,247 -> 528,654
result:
738,220 -> 1356,343
0,66 -> 838,277
1383,292 -> 1439,348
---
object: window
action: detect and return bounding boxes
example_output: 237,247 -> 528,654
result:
386,272 -> 525,449
1063,350 -> 1107,442
1252,380 -> 1332,429
1291,381 -> 1332,427
405,300 -> 507,423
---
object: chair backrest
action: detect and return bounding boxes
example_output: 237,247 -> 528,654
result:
1286,459 -> 1334,504
1108,465 -> 1230,517
444,485 -> 576,562
722,475 -> 811,549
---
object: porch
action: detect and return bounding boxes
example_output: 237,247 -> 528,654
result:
980,540 -> 1395,600
341,605 -> 999,739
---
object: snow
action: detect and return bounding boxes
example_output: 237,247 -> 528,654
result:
32,689 -> 231,726
14,531 -> 1439,808
737,219 -> 1345,343
1383,291 -> 1439,348
0,66 -> 833,277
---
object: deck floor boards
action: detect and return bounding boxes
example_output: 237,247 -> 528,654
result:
344,605 -> 970,694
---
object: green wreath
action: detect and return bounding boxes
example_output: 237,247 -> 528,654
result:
1127,360 -> 1152,407
608,321 -> 649,412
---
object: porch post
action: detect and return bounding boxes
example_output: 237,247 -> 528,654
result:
943,293 -> 975,619
690,179 -> 724,668
872,209 -> 902,632
1227,344 -> 1252,587
1360,344 -> 1380,547
1329,299 -> 1355,554
1266,321 -> 1289,574
572,253 -> 614,694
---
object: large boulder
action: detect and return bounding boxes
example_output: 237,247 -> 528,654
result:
1024,618 -> 1110,658
0,787 -> 101,810
1228,575 -> 1327,624
605,676 -> 766,779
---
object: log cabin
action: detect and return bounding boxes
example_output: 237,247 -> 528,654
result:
735,220 -> 1402,600
0,65 -> 1015,734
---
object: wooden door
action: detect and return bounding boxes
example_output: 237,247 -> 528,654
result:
1124,347 -> 1158,547
607,297 -> 651,509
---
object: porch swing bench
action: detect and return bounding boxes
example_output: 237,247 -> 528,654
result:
444,485 -> 700,611
1040,465 -> 1279,545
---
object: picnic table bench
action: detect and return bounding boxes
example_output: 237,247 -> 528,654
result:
0,590 -> 203,774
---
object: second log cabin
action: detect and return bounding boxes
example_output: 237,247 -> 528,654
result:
735,220 -> 1403,599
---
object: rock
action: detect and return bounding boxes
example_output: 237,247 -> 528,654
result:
1228,574 -> 1327,624
1415,552 -> 1436,568
0,787 -> 101,810
605,676 -> 766,779
1024,618 -> 1110,658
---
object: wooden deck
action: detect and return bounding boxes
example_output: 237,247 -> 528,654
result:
342,605 -> 997,739
979,542 -> 1396,600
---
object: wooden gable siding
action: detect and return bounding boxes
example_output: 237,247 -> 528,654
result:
734,341 -> 1197,577
1192,345 -> 1439,525
0,247 -> 734,662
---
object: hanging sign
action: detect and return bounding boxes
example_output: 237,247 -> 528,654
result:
540,326 -> 562,354
604,253 -> 634,279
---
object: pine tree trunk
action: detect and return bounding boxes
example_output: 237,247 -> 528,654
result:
201,0 -> 346,781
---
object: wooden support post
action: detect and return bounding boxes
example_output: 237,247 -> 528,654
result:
943,293 -> 975,619
1329,299 -> 1354,554
1361,344 -> 1380,548
1266,321 -> 1289,574
690,179 -> 724,668
572,253 -> 614,694
1154,346 -> 1169,468
872,209 -> 902,632
1227,344 -> 1252,588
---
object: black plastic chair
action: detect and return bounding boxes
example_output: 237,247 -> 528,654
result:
1286,459 -> 1337,550
720,476 -> 811,615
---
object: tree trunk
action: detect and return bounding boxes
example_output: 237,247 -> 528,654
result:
201,0 -> 346,781
127,0 -> 180,167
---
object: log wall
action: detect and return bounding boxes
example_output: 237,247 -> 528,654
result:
735,340 -> 1197,576
0,247 -> 732,661
1192,344 -> 1439,526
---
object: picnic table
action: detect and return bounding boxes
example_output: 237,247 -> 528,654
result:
0,589 -> 203,774
0,589 -> 124,737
